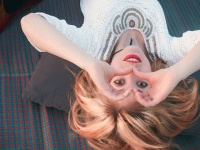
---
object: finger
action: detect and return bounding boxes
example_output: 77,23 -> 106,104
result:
139,91 -> 149,97
104,88 -> 132,101
97,81 -> 133,101
143,95 -> 153,101
94,64 -> 133,100
107,88 -> 133,101
132,67 -> 150,81
133,89 -> 153,107
114,66 -> 133,76
136,82 -> 150,93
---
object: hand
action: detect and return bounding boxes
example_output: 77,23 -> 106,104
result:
86,59 -> 133,100
132,67 -> 180,107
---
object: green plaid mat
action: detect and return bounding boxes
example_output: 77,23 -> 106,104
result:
0,0 -> 200,149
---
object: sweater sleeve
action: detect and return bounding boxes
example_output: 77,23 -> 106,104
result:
26,12 -> 90,53
169,30 -> 200,66
27,13 -> 69,52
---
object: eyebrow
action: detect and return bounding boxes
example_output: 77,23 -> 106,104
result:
112,49 -> 123,56
112,38 -> 133,56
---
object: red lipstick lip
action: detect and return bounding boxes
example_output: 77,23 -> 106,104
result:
123,54 -> 141,62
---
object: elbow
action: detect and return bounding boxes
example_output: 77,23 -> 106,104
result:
21,13 -> 42,35
21,13 -> 35,23
21,13 -> 35,30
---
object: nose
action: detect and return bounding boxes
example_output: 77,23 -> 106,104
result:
128,73 -> 149,92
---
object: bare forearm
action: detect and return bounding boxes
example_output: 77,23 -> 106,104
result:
170,42 -> 200,80
21,13 -> 94,70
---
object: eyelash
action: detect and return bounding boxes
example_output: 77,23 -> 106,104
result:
114,79 -> 125,86
114,79 -> 148,88
136,81 -> 148,88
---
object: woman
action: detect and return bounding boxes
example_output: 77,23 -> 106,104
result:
21,0 -> 200,149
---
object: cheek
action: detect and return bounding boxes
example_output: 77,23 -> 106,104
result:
140,55 -> 151,72
111,56 -> 121,67
144,59 -> 152,72
140,62 -> 151,73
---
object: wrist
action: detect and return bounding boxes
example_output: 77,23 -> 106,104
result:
82,56 -> 97,71
169,63 -> 188,82
169,42 -> 200,80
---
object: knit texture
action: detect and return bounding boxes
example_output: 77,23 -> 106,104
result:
30,0 -> 200,66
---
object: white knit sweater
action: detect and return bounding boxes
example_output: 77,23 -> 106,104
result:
30,0 -> 200,66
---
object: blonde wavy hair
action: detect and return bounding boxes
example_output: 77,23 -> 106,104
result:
69,58 -> 199,150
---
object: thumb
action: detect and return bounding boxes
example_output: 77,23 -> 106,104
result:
132,67 -> 150,81
99,81 -> 132,101
114,66 -> 133,76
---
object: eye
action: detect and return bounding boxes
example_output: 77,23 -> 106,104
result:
136,81 -> 148,88
114,79 -> 125,86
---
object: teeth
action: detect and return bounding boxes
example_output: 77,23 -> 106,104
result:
127,58 -> 139,62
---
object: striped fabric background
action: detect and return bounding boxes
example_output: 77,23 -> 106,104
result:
0,0 -> 200,149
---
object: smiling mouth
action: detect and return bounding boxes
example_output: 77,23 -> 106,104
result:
124,54 -> 141,63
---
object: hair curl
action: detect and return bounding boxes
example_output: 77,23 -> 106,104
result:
69,58 -> 199,150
